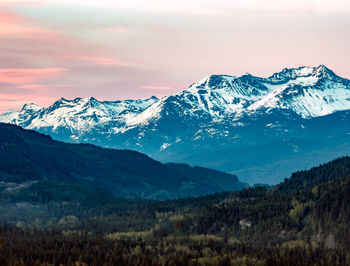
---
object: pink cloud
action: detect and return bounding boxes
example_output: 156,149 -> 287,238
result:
75,56 -> 129,66
17,84 -> 47,89
0,8 -> 127,67
0,98 -> 30,112
0,7 -> 138,112
0,10 -> 60,37
141,85 -> 173,91
0,68 -> 67,84
0,10 -> 22,23
0,9 -> 47,33
0,91 -> 55,113
0,81 -> 79,113
0,1 -> 46,8
0,24 -> 54,35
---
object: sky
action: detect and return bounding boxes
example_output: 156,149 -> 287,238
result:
0,0 -> 350,113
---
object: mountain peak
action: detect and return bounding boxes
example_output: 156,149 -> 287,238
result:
83,96 -> 99,107
190,74 -> 233,89
21,103 -> 41,112
52,97 -> 100,109
86,96 -> 97,102
149,95 -> 158,100
313,64 -> 337,79
268,65 -> 338,82
59,97 -> 68,102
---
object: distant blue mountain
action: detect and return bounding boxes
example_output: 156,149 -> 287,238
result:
2,65 -> 350,184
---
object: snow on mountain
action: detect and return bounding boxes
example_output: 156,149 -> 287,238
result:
248,65 -> 350,118
125,65 -> 350,129
1,65 -> 350,185
127,73 -> 272,126
2,96 -> 158,133
1,65 -> 350,139
267,65 -> 340,83
177,74 -> 270,118
0,110 -> 20,123
126,98 -> 165,126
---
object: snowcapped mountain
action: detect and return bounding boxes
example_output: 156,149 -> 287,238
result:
2,96 -> 158,137
2,65 -> 350,184
248,65 -> 350,118
125,65 -> 350,128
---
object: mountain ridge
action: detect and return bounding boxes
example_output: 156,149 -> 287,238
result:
3,65 -> 347,124
1,65 -> 350,184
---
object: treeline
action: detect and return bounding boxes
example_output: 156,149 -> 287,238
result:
278,156 -> 350,191
2,154 -> 350,264
1,224 -> 349,266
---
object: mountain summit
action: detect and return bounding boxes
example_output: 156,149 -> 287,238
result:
1,65 -> 350,184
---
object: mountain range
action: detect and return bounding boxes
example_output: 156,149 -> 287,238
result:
2,65 -> 350,184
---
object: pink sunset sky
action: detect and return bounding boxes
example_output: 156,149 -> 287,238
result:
0,0 -> 350,113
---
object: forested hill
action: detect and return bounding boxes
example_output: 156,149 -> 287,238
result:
277,156 -> 350,191
1,152 -> 350,264
1,122 -> 350,264
0,123 -> 246,199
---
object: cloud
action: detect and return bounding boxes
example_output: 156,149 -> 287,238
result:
0,1 -> 46,8
141,85 -> 173,91
6,0 -> 349,15
75,56 -> 129,66
0,90 -> 55,113
0,25 -> 54,35
0,7 -> 129,67
0,68 -> 67,84
0,10 -> 21,23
